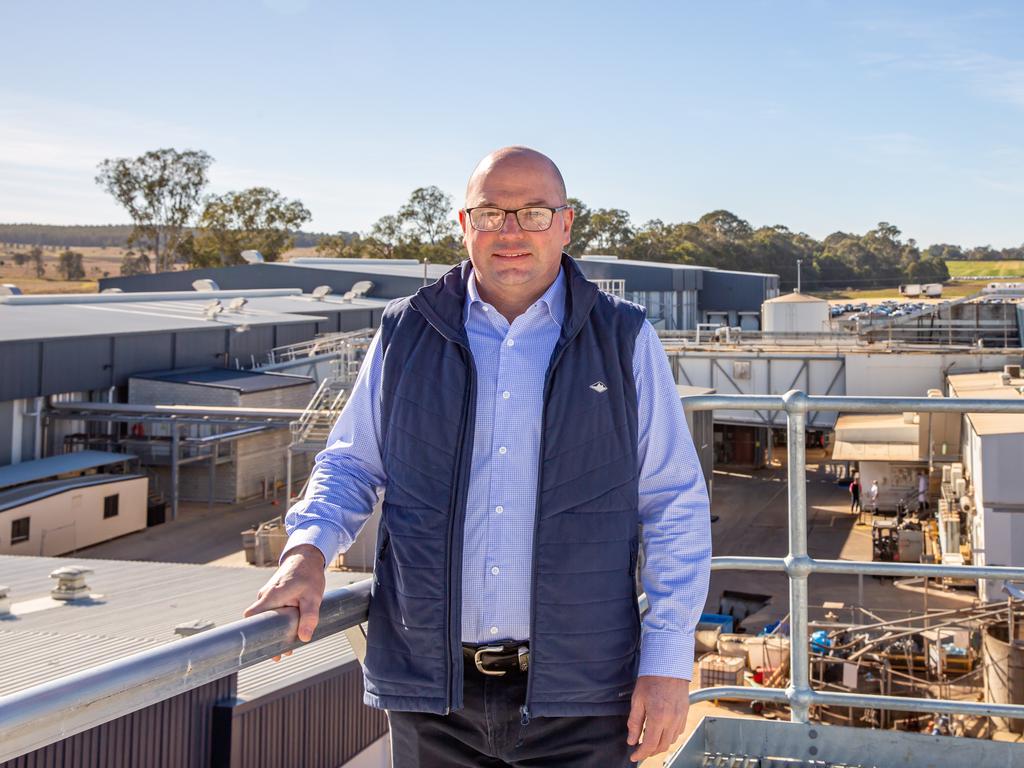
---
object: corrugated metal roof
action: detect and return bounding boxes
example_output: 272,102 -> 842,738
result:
284,259 -> 452,279
0,474 -> 145,513
0,451 -> 138,490
831,413 -> 922,462
0,297 -> 327,343
0,554 -> 365,698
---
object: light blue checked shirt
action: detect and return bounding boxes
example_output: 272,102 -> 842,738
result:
284,269 -> 711,679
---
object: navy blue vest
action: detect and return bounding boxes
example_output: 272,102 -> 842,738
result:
362,255 -> 647,717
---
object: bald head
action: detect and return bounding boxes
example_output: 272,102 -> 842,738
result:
465,146 -> 567,206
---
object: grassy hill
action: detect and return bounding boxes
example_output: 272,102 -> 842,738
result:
945,260 -> 1024,278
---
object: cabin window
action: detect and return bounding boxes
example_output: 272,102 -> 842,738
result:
103,494 -> 119,519
11,517 -> 30,544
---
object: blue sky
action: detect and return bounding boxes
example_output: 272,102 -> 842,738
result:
2,1 -> 1023,248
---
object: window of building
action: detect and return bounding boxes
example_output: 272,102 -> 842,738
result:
103,494 -> 119,519
11,517 -> 30,544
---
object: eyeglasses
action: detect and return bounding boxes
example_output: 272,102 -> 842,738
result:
465,205 -> 570,232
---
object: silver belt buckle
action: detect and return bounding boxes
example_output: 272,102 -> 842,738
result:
517,644 -> 530,672
474,645 -> 508,676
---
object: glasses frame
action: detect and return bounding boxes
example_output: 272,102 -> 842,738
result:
464,205 -> 571,232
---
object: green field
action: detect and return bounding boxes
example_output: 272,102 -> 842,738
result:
945,260 -> 1024,277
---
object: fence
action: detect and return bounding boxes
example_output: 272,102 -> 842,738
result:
2,392 -> 1024,763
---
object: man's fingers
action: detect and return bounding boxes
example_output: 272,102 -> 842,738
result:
629,722 -> 664,763
297,596 -> 322,642
626,699 -> 645,745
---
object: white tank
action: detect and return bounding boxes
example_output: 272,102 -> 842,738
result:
761,291 -> 830,333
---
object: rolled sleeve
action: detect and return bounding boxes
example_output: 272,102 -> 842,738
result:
281,330 -> 387,565
633,321 -> 712,680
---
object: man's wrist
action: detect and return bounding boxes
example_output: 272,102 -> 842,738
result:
283,543 -> 326,570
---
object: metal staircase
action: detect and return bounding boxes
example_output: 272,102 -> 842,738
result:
289,378 -> 347,450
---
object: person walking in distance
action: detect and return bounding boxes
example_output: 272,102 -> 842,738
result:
244,147 -> 712,767
849,473 -> 861,514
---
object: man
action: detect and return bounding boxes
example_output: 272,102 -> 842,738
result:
917,470 -> 929,512
849,472 -> 861,515
244,147 -> 711,766
870,479 -> 880,514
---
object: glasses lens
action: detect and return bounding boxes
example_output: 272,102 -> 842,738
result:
470,208 -> 505,231
516,208 -> 554,231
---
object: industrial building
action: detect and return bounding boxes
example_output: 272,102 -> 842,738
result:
0,554 -> 387,768
98,254 -> 781,331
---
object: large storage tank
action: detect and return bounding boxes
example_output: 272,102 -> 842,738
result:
762,291 -> 830,333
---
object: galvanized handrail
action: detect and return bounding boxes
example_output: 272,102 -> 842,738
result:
3,392 -> 1024,762
684,392 -> 1024,725
0,580 -> 371,761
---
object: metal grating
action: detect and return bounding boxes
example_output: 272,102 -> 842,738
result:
701,756 -> 862,768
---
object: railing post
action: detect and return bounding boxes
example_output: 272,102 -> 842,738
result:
783,390 -> 812,723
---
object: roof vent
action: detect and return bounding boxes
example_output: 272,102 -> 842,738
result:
227,297 -> 248,312
311,285 -> 333,300
0,284 -> 22,296
1004,364 -> 1021,379
100,287 -> 123,294
203,300 -> 224,320
174,619 -> 216,637
240,250 -> 264,264
50,566 -> 92,601
192,278 -> 220,292
0,585 -> 10,616
342,280 -> 374,301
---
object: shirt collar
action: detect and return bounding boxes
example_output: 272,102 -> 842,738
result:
464,267 -> 566,328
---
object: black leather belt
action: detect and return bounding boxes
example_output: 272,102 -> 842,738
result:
462,643 -> 529,676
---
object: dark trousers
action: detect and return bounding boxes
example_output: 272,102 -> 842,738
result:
387,657 -> 632,767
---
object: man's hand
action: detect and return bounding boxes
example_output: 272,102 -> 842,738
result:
626,675 -> 690,763
242,544 -> 326,662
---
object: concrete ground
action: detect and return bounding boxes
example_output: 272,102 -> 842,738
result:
77,497 -> 294,568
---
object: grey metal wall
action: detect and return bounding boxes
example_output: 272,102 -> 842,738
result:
212,661 -> 388,768
0,675 -> 235,768
698,270 -> 777,313
0,317 -> 377,401
576,259 -> 703,292
100,263 -> 430,301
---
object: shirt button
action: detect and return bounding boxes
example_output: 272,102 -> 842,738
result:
502,390 -> 510,400
491,566 -> 500,575
490,626 -> 499,635
483,306 -> 490,312
495,505 -> 504,514
506,339 -> 515,347
498,446 -> 507,455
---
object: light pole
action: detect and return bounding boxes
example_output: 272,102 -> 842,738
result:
796,259 -> 802,293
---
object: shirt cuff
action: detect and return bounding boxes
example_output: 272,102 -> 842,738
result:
280,521 -> 342,567
638,629 -> 695,680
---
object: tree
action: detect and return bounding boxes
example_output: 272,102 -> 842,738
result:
57,249 -> 86,280
29,245 -> 45,278
120,250 -> 152,276
398,186 -> 458,245
96,148 -> 213,272
190,187 -> 312,266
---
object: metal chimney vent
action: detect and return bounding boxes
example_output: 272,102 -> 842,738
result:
0,585 -> 10,616
174,619 -> 216,637
49,566 -> 92,601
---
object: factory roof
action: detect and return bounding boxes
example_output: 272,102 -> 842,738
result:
0,555 -> 364,701
131,367 -> 313,393
831,413 -> 923,462
0,451 -> 138,491
947,370 -> 1024,436
284,257 -> 453,279
0,290 -> 385,344
0,474 -> 145,514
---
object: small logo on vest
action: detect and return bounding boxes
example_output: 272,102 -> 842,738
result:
589,381 -> 608,394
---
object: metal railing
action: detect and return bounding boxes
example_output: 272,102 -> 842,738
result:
685,391 -> 1024,726
3,392 -> 1024,763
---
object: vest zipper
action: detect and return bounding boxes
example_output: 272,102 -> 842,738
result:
522,329 -> 585,723
445,345 -> 476,714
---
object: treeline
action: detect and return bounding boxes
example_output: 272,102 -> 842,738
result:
0,223 -> 334,250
